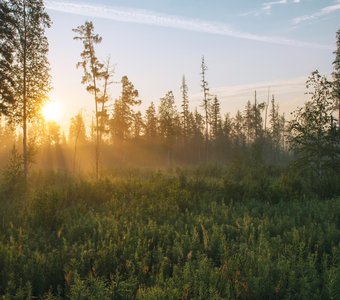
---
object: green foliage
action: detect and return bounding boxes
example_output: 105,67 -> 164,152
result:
0,168 -> 339,299
1,146 -> 24,196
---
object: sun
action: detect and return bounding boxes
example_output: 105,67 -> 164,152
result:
42,101 -> 62,122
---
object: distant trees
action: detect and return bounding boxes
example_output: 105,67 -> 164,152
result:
144,102 -> 158,140
159,91 -> 180,166
1,12 -> 338,177
69,113 -> 87,146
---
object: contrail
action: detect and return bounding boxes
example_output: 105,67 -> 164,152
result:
45,0 -> 333,50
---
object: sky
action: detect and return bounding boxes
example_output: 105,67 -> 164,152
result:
43,0 -> 340,131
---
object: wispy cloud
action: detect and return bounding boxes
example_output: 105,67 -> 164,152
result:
239,0 -> 300,17
45,0 -> 331,50
291,2 -> 340,25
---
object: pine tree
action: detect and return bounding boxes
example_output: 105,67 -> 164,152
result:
233,110 -> 245,147
243,100 -> 253,144
269,95 -> 281,149
5,0 -> 51,181
158,91 -> 179,166
200,56 -> 210,146
145,101 -> 158,139
180,75 -> 190,142
132,111 -> 144,139
222,113 -> 233,143
73,21 -> 103,179
332,29 -> 340,130
112,76 -> 141,140
0,1 -> 15,115
210,96 -> 222,141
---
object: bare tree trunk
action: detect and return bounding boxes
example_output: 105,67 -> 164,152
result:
23,1 -> 28,184
89,50 -> 99,180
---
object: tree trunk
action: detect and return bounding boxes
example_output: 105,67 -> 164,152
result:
23,1 -> 28,183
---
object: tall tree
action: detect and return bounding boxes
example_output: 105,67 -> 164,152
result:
5,0 -> 51,181
200,56 -> 210,147
0,1 -> 15,116
111,76 -> 141,141
180,75 -> 190,142
73,21 -> 103,179
332,29 -> 340,131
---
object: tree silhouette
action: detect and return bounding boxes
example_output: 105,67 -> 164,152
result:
200,56 -> 210,160
112,76 -> 140,141
73,21 -> 103,179
5,0 -> 51,181
180,75 -> 190,143
0,1 -> 15,116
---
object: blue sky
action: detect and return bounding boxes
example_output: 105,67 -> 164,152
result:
44,0 -> 340,129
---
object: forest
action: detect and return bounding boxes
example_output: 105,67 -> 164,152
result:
0,0 -> 340,299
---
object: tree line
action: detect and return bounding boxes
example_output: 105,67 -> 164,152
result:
0,1 -> 339,184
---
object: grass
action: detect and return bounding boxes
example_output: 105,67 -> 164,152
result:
0,167 -> 339,299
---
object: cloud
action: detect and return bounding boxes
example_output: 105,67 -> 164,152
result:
240,0 -> 299,17
45,0 -> 332,50
291,2 -> 340,25
189,76 -> 310,117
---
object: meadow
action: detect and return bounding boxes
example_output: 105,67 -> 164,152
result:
0,165 -> 339,299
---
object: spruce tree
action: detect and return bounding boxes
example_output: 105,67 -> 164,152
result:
145,101 -> 158,139
180,75 -> 190,142
158,91 -> 179,166
113,76 -> 141,140
210,96 -> 222,141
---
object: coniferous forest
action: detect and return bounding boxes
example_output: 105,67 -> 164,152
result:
0,1 -> 340,299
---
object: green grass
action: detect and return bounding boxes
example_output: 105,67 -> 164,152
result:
0,168 -> 339,299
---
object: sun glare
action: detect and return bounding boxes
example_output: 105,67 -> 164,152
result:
42,101 -> 62,122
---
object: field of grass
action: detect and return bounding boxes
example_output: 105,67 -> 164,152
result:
0,167 -> 339,299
